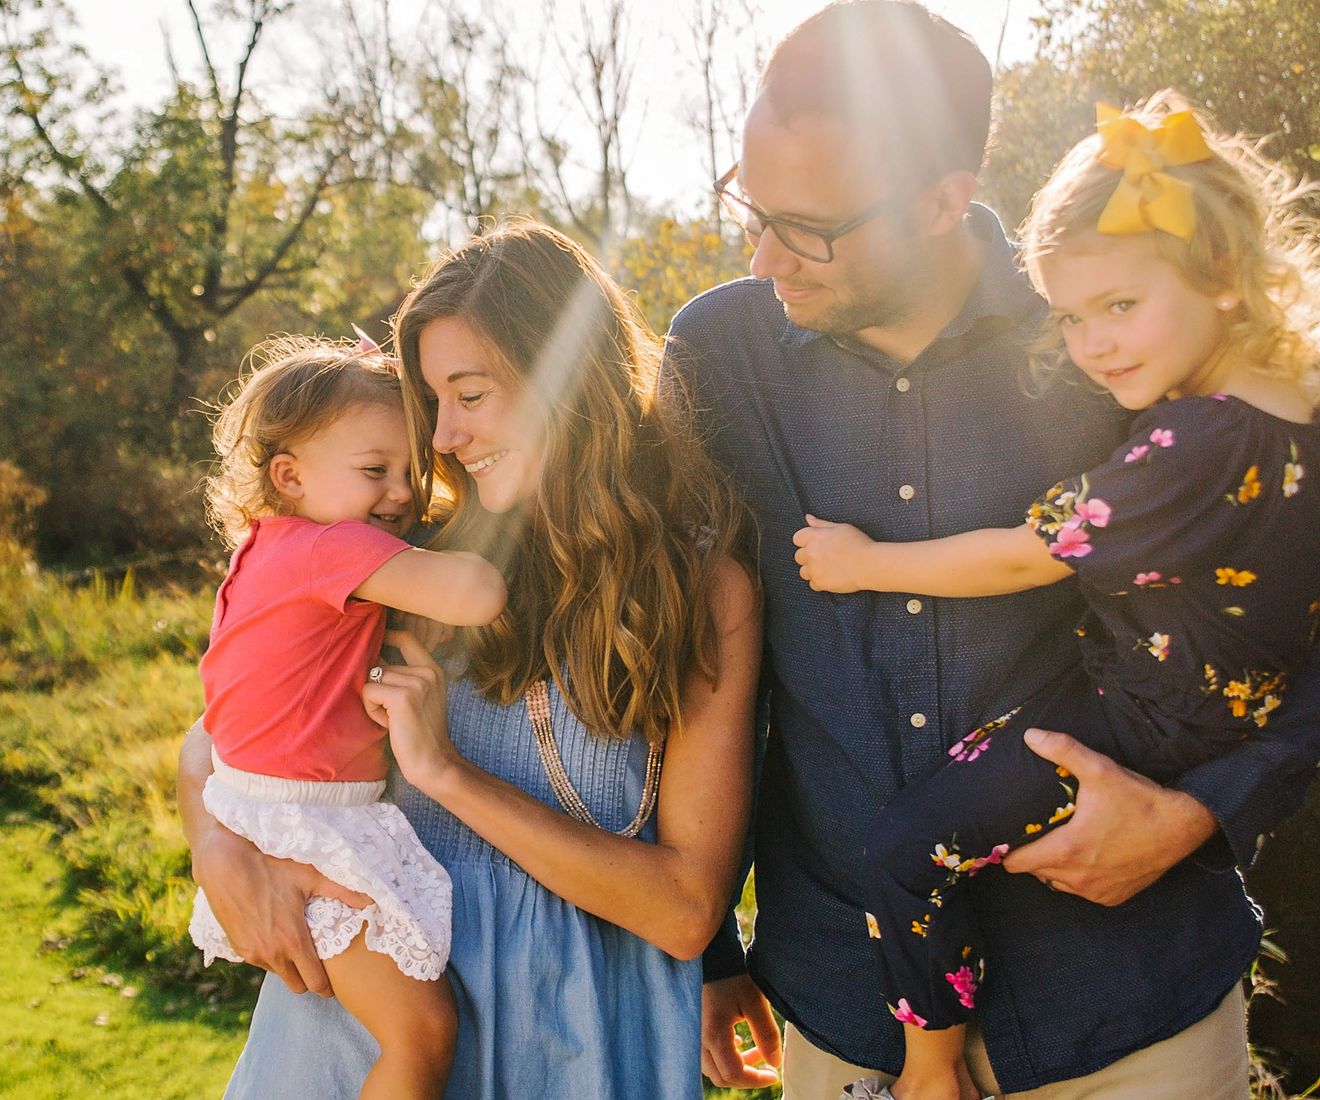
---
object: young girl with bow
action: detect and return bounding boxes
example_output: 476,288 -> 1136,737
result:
794,91 -> 1320,1100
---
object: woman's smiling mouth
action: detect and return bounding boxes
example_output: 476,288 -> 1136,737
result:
464,451 -> 509,474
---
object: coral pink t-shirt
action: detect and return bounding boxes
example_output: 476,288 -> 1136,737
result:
200,516 -> 412,781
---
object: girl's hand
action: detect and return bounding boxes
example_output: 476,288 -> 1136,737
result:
364,629 -> 457,789
792,514 -> 875,593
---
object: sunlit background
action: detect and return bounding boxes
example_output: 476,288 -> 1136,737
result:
63,0 -> 1044,209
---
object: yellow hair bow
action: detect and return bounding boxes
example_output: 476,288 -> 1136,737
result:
1095,102 -> 1213,241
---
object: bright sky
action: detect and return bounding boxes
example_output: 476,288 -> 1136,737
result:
62,0 -> 1044,214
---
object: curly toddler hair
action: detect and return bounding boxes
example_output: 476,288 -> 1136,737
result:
204,335 -> 416,548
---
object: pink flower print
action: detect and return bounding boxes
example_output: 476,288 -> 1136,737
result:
891,999 -> 928,1028
1134,571 -> 1162,586
1149,428 -> 1176,448
1124,444 -> 1150,464
1049,524 -> 1092,558
953,738 -> 991,763
1073,497 -> 1111,528
945,966 -> 979,1010
967,843 -> 1010,876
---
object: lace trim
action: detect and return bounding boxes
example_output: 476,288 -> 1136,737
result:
525,679 -> 663,837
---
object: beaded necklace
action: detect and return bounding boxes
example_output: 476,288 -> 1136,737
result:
525,679 -> 664,837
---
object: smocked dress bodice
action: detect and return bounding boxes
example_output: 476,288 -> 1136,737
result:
223,675 -> 701,1100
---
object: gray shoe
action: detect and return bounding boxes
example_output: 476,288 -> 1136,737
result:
839,1078 -> 895,1100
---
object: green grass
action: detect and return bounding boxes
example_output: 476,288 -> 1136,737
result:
0,812 -> 248,1099
0,548 -> 780,1095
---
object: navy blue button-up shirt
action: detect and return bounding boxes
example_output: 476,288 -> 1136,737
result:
668,206 -> 1320,1090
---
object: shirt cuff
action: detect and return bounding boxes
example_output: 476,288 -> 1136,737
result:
1173,747 -> 1312,871
701,909 -> 748,983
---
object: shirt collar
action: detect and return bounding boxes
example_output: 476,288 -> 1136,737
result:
777,203 -> 1044,352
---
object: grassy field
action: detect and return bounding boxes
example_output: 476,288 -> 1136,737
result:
0,549 -> 780,1097
0,811 -> 249,1099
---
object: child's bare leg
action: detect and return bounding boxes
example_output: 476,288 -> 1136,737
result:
890,1023 -> 980,1100
323,931 -> 457,1100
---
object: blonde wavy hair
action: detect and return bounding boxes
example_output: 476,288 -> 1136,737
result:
392,220 -> 753,745
1020,89 -> 1320,401
205,336 -> 420,549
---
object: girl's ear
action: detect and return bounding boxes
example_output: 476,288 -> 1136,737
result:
268,453 -> 304,500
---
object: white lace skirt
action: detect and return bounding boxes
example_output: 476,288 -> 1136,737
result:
189,751 -> 452,981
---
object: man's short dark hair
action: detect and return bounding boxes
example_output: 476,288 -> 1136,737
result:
761,1 -> 993,189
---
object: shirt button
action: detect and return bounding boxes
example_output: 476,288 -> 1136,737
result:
898,484 -> 916,500
895,377 -> 911,393
906,598 -> 923,614
910,713 -> 927,728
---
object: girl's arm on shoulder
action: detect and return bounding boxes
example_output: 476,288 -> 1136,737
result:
794,517 -> 1073,597
353,547 -> 506,626
376,556 -> 761,960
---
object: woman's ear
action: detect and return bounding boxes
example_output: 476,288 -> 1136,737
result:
268,453 -> 304,500
1214,291 -> 1242,312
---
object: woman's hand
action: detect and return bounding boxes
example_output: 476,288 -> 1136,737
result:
364,629 -> 458,790
192,826 -> 369,995
388,611 -> 455,656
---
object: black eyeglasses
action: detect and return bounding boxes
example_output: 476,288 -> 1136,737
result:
713,163 -> 903,263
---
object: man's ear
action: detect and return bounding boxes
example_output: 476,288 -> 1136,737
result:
918,170 -> 978,236
268,453 -> 304,500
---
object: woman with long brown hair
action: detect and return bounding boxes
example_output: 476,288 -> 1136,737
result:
178,220 -> 761,1099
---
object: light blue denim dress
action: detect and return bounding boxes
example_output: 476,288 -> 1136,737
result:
222,676 -> 702,1100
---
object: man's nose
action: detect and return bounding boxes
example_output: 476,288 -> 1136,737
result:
749,228 -> 802,281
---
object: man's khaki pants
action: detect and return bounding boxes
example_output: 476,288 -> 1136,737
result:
781,984 -> 1248,1100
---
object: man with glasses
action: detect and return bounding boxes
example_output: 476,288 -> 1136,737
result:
670,3 -> 1317,1097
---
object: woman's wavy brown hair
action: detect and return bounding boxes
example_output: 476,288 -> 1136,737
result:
1020,89 -> 1320,401
392,219 -> 754,745
205,336 -> 419,549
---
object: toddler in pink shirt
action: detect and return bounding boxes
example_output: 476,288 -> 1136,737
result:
189,336 -> 505,1099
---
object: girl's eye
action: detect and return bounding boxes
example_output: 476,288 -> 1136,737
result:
1058,314 -> 1081,327
1109,299 -> 1134,314
363,465 -> 387,477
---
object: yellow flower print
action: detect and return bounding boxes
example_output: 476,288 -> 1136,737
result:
1253,695 -> 1282,727
1048,801 -> 1076,825
1284,441 -> 1304,498
1284,462 -> 1304,497
1228,465 -> 1261,505
1224,679 -> 1251,718
911,915 -> 931,938
1145,632 -> 1171,661
1215,567 -> 1257,587
931,843 -> 961,869
866,912 -> 882,939
1024,822 -> 1043,834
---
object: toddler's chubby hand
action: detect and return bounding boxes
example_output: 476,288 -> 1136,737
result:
792,514 -> 875,593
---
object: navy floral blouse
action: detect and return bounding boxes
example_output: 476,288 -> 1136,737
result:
1027,394 -> 1320,746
